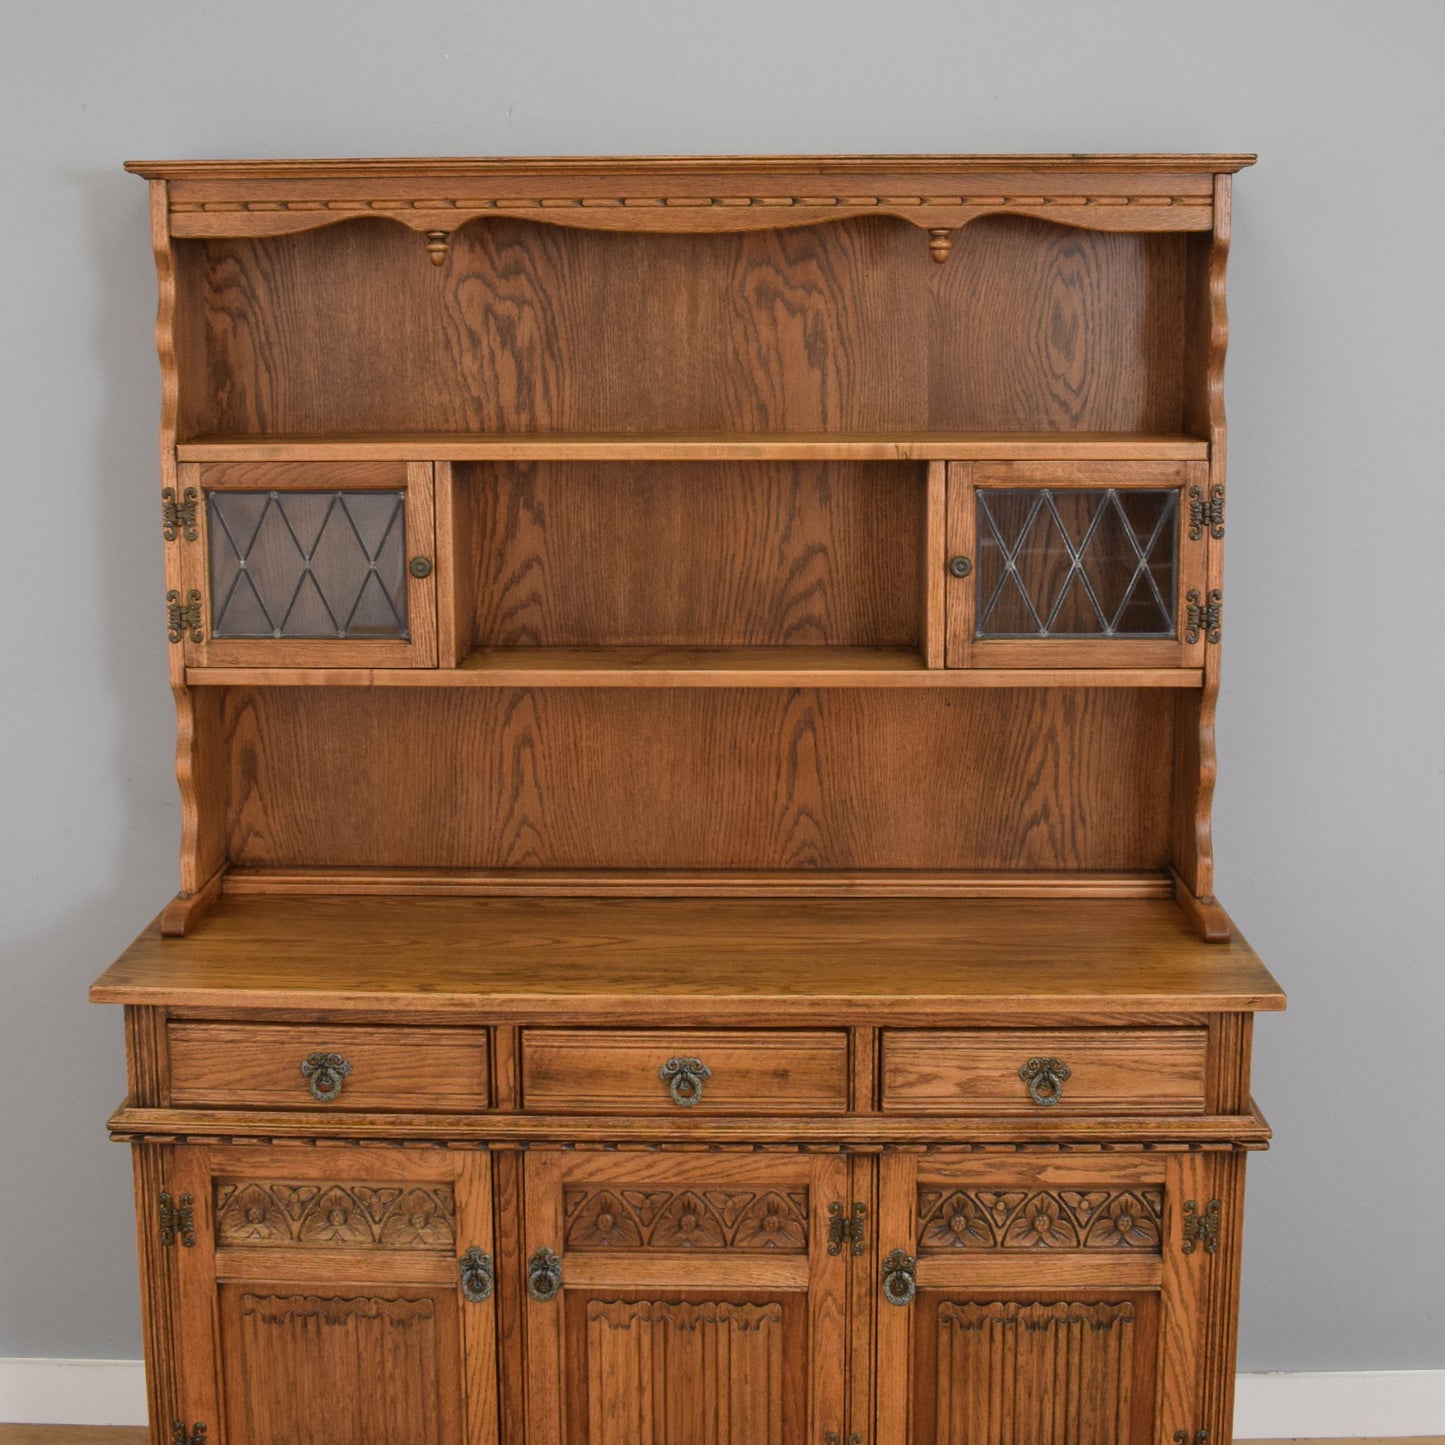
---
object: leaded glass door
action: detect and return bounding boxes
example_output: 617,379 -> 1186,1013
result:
178,460 -> 437,668
944,461 -> 1211,670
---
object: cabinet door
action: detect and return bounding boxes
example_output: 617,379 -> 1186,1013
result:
876,1154 -> 1227,1445
522,1150 -> 850,1445
167,1144 -> 496,1445
177,460 -> 437,667
944,461 -> 1211,670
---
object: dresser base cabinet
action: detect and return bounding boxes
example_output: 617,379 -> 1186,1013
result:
98,895 -> 1280,1445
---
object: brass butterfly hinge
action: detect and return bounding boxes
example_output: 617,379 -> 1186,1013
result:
166,588 -> 203,645
158,1191 -> 196,1248
827,1201 -> 867,1256
172,1423 -> 207,1445
162,486 -> 199,543
1188,483 -> 1225,540
1185,588 -> 1222,645
1181,1199 -> 1221,1255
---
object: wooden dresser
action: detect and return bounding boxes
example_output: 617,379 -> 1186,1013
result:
93,153 -> 1284,1445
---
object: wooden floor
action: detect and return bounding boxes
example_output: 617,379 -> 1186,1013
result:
1,1430 -> 1441,1445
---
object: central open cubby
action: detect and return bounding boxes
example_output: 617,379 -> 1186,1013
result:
452,459 -> 924,653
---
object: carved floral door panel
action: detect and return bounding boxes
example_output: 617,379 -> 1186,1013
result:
522,1150 -> 851,1445
168,1144 -> 497,1445
875,1153 -> 1219,1445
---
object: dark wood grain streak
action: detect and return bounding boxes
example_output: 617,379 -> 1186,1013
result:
465,460 -> 923,648
217,687 -> 1175,872
191,217 -> 1186,438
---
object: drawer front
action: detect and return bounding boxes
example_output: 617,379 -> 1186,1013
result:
168,1022 -> 490,1111
521,1029 -> 849,1114
880,1029 -> 1207,1115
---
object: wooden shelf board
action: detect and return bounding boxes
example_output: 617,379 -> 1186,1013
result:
91,893 -> 1286,1019
185,649 -> 1203,689
176,432 -> 1210,463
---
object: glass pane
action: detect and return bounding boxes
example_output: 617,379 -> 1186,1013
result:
975,488 -> 1177,639
208,490 -> 409,639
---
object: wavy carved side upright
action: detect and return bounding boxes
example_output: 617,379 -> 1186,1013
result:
1179,174 -> 1232,923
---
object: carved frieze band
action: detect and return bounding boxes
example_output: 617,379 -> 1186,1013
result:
239,1293 -> 435,1329
172,194 -> 1211,215
587,1299 -> 784,1333
940,1299 -> 1136,1332
214,1181 -> 456,1249
563,1186 -> 809,1252
918,1187 -> 1164,1251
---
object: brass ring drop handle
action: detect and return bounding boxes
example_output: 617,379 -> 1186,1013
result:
527,1246 -> 563,1302
881,1249 -> 917,1307
1019,1056 -> 1070,1107
300,1051 -> 352,1103
458,1247 -> 494,1304
659,1056 -> 712,1107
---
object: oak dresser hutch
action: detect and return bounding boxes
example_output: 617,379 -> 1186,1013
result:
92,153 -> 1284,1445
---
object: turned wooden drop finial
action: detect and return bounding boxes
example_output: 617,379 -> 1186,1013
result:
424,230 -> 451,266
927,228 -> 953,264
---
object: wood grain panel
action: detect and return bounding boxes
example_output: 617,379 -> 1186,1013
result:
880,1028 -> 1208,1115
918,1292 -> 1158,1445
219,687 -> 1176,872
521,1029 -> 848,1115
168,1022 -> 490,1111
465,460 -> 923,648
934,219 -> 1185,433
566,1293 -> 804,1445
193,217 -> 1185,437
219,1284 -> 464,1445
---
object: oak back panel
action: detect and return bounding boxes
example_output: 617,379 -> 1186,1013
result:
217,686 -> 1175,872
184,216 -> 1187,437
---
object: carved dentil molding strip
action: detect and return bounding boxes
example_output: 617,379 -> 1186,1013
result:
564,1186 -> 810,1252
214,1181 -> 456,1248
172,194 -> 1211,213
918,1187 -> 1164,1251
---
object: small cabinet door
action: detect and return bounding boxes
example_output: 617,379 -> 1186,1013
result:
876,1153 -> 1232,1445
176,460 -> 437,667
167,1144 -> 496,1445
522,1150 -> 851,1445
945,461 -> 1212,669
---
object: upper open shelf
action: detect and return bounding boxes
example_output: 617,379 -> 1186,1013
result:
177,432 -> 1209,463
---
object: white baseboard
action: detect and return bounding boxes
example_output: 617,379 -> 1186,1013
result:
1,1358 -> 1441,1435
0,1358 -> 149,1426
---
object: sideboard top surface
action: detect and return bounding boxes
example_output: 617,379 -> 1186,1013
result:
91,895 -> 1284,1019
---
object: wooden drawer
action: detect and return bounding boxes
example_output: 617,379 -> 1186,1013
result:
880,1028 -> 1208,1115
521,1029 -> 849,1114
168,1022 -> 490,1111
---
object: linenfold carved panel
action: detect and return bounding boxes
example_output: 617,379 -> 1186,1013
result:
585,1301 -> 785,1444
214,1181 -> 456,1248
917,1188 -> 1163,1251
935,1301 -> 1138,1445
564,1186 -> 809,1251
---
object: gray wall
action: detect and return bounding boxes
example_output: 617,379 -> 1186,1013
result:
2,0 -> 1441,1369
